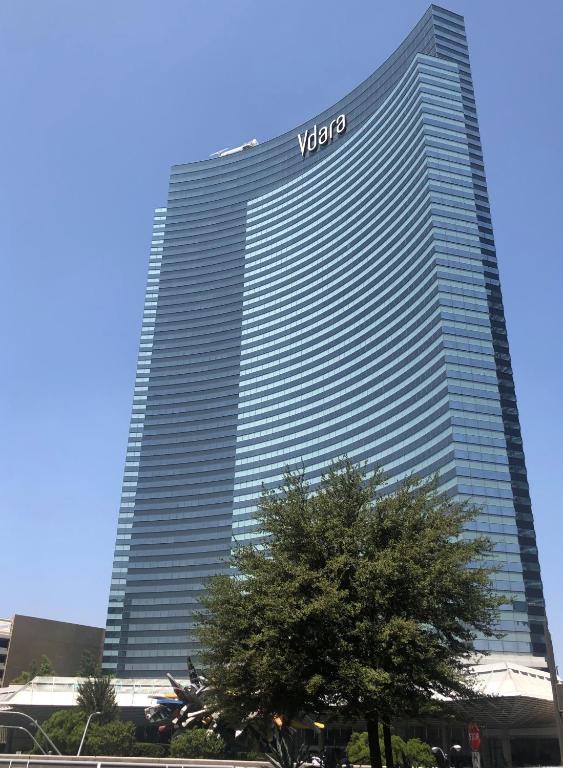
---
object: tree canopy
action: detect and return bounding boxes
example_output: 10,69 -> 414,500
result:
347,729 -> 434,768
77,674 -> 118,723
77,650 -> 102,677
35,709 -> 86,754
197,459 -> 502,768
11,654 -> 54,684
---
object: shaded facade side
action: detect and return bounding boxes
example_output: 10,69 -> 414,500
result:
431,9 -> 546,655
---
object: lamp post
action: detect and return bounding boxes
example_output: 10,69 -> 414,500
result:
77,711 -> 101,757
0,706 -> 62,755
1,724 -> 47,754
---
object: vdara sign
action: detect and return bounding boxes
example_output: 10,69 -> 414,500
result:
297,114 -> 347,158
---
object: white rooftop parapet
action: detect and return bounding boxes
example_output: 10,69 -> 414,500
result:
468,660 -> 557,700
0,676 -> 178,709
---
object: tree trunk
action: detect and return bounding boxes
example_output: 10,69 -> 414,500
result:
382,721 -> 393,768
366,716 -> 382,768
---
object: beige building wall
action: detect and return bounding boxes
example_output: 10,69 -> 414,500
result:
1,614 -> 104,686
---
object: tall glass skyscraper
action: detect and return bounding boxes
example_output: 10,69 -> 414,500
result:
104,5 -> 547,677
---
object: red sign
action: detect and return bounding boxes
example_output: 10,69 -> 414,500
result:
468,723 -> 481,751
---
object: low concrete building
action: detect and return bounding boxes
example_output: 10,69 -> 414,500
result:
436,660 -> 562,766
0,676 -> 165,722
0,615 -> 104,687
0,661 -> 561,766
0,676 -> 167,753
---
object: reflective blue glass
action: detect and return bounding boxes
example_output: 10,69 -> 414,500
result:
104,6 -> 547,675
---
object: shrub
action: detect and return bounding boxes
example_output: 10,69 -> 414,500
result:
170,728 -> 226,758
401,737 -> 435,767
35,709 -> 86,755
236,751 -> 268,761
132,742 -> 169,758
347,732 -> 370,765
85,720 -> 136,756
347,731 -> 435,768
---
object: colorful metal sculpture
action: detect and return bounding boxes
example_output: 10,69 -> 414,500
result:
144,655 -> 325,763
145,657 -> 216,734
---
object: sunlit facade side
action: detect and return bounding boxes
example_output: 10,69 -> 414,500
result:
104,5 -> 546,676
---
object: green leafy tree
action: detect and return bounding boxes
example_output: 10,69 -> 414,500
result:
35,709 -> 86,754
85,720 -> 136,756
198,459 -> 502,768
347,731 -> 434,768
170,728 -> 226,758
401,737 -> 435,768
348,732 -> 371,764
38,655 -> 55,675
11,655 -> 54,684
11,659 -> 39,684
77,650 -> 102,677
77,674 -> 118,723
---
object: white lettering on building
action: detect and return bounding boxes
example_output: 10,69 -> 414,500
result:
297,114 -> 347,158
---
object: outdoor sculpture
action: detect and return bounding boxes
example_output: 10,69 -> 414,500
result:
145,656 -> 325,767
144,657 -> 215,734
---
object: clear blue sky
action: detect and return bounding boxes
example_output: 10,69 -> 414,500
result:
1,0 -> 562,665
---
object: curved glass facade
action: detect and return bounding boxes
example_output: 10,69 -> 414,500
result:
104,5 -> 547,676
